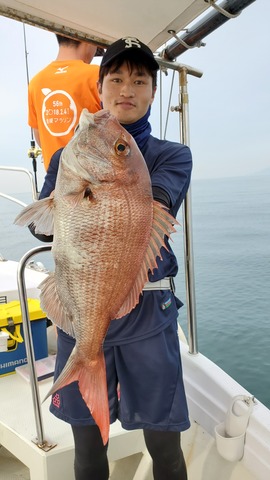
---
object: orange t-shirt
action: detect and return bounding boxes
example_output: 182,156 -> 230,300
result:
28,60 -> 101,170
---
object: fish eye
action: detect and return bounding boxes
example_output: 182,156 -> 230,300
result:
114,138 -> 130,156
117,143 -> 126,152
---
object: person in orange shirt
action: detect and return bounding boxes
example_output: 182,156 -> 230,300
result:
28,34 -> 101,171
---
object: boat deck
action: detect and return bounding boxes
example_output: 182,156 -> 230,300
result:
0,370 -> 148,479
0,371 -> 258,480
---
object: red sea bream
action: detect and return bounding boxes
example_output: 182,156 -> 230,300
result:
14,109 -> 177,444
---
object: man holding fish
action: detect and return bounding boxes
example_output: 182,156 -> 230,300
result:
16,36 -> 192,479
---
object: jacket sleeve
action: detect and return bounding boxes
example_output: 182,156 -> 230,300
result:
39,148 -> 63,199
150,141 -> 192,218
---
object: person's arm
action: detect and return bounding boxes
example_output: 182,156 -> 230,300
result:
39,148 -> 62,199
33,128 -> 41,147
152,186 -> 171,208
148,140 -> 192,282
150,140 -> 192,217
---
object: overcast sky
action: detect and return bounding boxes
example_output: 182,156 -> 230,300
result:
0,0 -> 269,193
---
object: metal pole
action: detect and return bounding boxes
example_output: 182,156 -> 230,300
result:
163,0 -> 256,61
178,68 -> 199,355
17,245 -> 52,447
0,166 -> 39,201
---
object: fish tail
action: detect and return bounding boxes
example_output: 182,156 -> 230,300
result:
78,351 -> 110,445
44,348 -> 110,445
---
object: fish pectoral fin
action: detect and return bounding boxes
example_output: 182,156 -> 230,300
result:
144,200 -> 179,272
14,197 -> 54,236
39,274 -> 76,337
115,262 -> 149,318
115,201 -> 178,319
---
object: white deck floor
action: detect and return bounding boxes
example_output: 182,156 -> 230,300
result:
0,371 -> 258,480
0,371 -> 146,480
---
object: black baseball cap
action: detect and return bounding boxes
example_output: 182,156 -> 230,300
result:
100,37 -> 159,70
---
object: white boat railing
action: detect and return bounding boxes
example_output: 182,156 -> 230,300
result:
0,165 -> 39,207
17,244 -> 53,449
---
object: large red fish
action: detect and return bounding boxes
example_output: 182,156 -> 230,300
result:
15,109 -> 177,444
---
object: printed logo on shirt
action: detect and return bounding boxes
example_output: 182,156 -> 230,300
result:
41,88 -> 77,136
161,297 -> 172,310
55,66 -> 69,74
52,393 -> 61,408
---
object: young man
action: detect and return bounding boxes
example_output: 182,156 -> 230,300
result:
28,34 -> 101,171
38,37 -> 192,479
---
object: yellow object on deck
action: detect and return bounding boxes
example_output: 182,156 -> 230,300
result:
0,299 -> 48,376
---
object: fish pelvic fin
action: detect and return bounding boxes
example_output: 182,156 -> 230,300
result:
115,201 -> 178,318
14,197 -> 54,236
39,274 -> 76,337
44,349 -> 110,445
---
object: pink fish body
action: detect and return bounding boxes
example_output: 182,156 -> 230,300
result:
15,109 -> 177,444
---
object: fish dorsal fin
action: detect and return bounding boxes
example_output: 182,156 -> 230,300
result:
14,196 -> 54,236
39,274 -> 76,338
115,200 -> 178,319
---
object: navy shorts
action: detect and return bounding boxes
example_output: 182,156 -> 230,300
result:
50,319 -> 190,432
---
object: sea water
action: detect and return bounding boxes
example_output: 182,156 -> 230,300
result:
175,174 -> 270,408
0,174 -> 269,407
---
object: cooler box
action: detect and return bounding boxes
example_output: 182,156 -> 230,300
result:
0,299 -> 48,376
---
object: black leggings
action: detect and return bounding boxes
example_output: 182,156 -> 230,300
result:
144,430 -> 187,480
71,425 -> 187,480
72,425 -> 109,480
